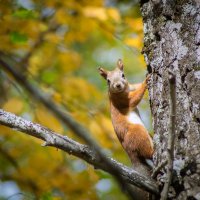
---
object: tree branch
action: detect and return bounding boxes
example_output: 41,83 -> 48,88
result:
160,71 -> 176,200
0,109 -> 159,195
152,160 -> 167,179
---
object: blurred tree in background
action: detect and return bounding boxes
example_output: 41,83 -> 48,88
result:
0,0 -> 151,199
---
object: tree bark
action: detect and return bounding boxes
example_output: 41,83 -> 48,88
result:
141,0 -> 200,199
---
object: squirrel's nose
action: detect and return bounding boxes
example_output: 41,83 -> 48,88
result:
116,84 -> 121,89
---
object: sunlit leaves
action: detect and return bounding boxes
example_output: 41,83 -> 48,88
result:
83,6 -> 121,22
124,36 -> 142,50
34,107 -> 64,133
41,69 -> 58,84
3,98 -> 24,114
61,77 -> 101,103
107,8 -> 121,22
126,18 -> 143,32
12,9 -> 38,19
83,7 -> 107,21
58,51 -> 81,73
55,9 -> 69,25
123,18 -> 144,51
10,31 -> 28,44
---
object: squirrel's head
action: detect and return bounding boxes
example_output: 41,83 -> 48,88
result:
98,59 -> 128,93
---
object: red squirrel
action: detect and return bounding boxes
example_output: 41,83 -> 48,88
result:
98,59 -> 154,176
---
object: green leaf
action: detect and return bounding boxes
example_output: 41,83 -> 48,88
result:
13,9 -> 38,19
10,31 -> 28,44
41,70 -> 58,84
40,192 -> 53,200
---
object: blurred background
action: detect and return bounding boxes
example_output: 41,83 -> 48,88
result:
0,0 -> 152,199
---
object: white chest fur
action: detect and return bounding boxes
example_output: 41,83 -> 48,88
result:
127,111 -> 144,126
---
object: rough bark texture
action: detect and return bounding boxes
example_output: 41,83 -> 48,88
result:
141,0 -> 200,199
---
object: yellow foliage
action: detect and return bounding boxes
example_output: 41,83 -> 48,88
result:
134,18 -> 144,32
3,97 -> 24,114
52,198 -> 62,200
126,17 -> 143,32
20,20 -> 43,39
94,114 -> 118,148
89,121 -> 102,136
35,107 -> 63,133
61,77 -> 102,105
107,8 -> 121,22
99,115 -> 115,137
55,8 -> 69,24
53,92 -> 62,103
58,51 -> 81,72
0,125 -> 13,138
29,43 -> 56,75
138,54 -> 146,68
29,54 -> 41,75
64,17 -> 97,43
0,35 -> 11,51
45,33 -> 62,44
83,6 -> 107,21
124,36 -> 142,50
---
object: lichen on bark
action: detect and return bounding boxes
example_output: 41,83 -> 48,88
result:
141,0 -> 200,199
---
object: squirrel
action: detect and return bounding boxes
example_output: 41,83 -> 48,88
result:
98,59 -> 154,200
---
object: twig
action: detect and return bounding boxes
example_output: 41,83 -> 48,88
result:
0,109 -> 159,194
0,57 -> 159,198
160,70 -> 176,200
152,160 -> 167,179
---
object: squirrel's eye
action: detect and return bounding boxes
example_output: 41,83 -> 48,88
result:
107,79 -> 111,84
122,74 -> 125,79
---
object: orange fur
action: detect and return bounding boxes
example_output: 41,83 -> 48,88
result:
110,91 -> 154,165
99,59 -> 154,168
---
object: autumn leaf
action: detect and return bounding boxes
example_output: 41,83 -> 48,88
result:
35,107 -> 64,133
83,6 -> 107,21
107,8 -> 121,22
124,36 -> 142,50
3,98 -> 24,114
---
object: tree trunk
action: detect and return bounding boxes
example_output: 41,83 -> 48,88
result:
141,0 -> 200,199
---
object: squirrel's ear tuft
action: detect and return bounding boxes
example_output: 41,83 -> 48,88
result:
98,67 -> 107,79
117,59 -> 124,71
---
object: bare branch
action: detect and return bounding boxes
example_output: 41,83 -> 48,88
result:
160,71 -> 176,200
0,109 -> 159,195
